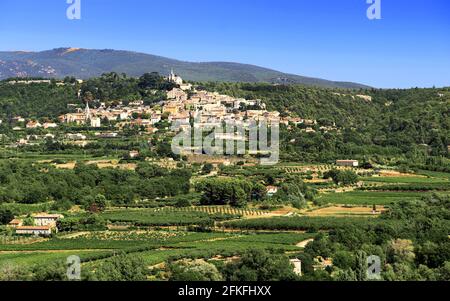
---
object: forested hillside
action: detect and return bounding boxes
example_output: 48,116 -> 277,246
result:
0,81 -> 78,119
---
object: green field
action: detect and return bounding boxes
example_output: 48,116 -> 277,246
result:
100,209 -> 236,226
0,250 -> 110,267
317,191 -> 427,205
416,170 -> 450,180
223,216 -> 383,231
0,231 -> 315,269
361,176 -> 449,184
89,232 -> 315,266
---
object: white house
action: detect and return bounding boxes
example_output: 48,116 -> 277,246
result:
129,150 -> 140,159
26,121 -> 42,129
336,160 -> 359,167
90,117 -> 102,128
32,213 -> 64,226
290,259 -> 302,276
66,133 -> 87,140
266,186 -> 279,196
15,226 -> 52,236
43,122 -> 58,129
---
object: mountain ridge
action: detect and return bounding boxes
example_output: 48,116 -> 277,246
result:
0,47 -> 371,89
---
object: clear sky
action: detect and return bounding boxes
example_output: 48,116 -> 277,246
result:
0,0 -> 449,88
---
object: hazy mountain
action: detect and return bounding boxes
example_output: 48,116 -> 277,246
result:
0,48 -> 370,89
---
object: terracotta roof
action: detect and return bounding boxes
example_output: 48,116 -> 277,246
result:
9,219 -> 21,224
16,226 -> 52,231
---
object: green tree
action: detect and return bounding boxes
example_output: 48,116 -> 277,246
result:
91,254 -> 148,281
168,259 -> 223,281
0,208 -> 14,225
222,249 -> 298,281
201,163 -> 214,175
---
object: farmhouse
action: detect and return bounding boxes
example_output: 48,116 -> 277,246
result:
8,219 -> 22,228
12,116 -> 25,123
266,186 -> 279,196
32,213 -> 64,226
129,150 -> 140,158
26,121 -> 42,129
15,226 -> 52,236
336,160 -> 359,167
313,256 -> 333,271
290,258 -> 302,276
43,122 -> 58,129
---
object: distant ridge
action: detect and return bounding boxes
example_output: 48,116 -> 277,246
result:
0,47 -> 371,89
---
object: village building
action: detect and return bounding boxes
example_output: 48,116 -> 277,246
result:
167,88 -> 188,101
151,114 -> 162,124
290,259 -> 302,276
163,102 -> 181,115
168,69 -> 184,85
66,133 -> 87,140
95,132 -> 119,138
18,139 -> 29,145
336,160 -> 359,167
129,150 -> 140,159
179,83 -> 193,91
90,117 -> 102,128
170,113 -> 190,124
313,256 -> 333,271
32,213 -> 64,226
63,112 -> 86,125
12,116 -> 26,123
304,127 -> 316,133
43,122 -> 58,129
8,219 -> 22,228
266,186 -> 279,196
26,121 -> 42,129
15,226 -> 52,236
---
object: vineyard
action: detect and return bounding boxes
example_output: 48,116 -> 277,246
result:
0,236 -> 46,245
100,209 -> 239,227
223,216 -> 387,231
0,231 -> 315,269
155,206 -> 270,217
316,190 -> 428,205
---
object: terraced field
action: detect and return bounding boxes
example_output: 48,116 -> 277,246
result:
0,231 -> 315,270
316,191 -> 428,205
361,176 -> 449,184
100,209 -> 234,226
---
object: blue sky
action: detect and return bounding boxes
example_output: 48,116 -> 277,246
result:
0,0 -> 449,88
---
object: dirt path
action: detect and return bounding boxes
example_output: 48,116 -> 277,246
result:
296,238 -> 314,248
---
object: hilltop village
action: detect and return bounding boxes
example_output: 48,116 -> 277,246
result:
2,71 -> 327,152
